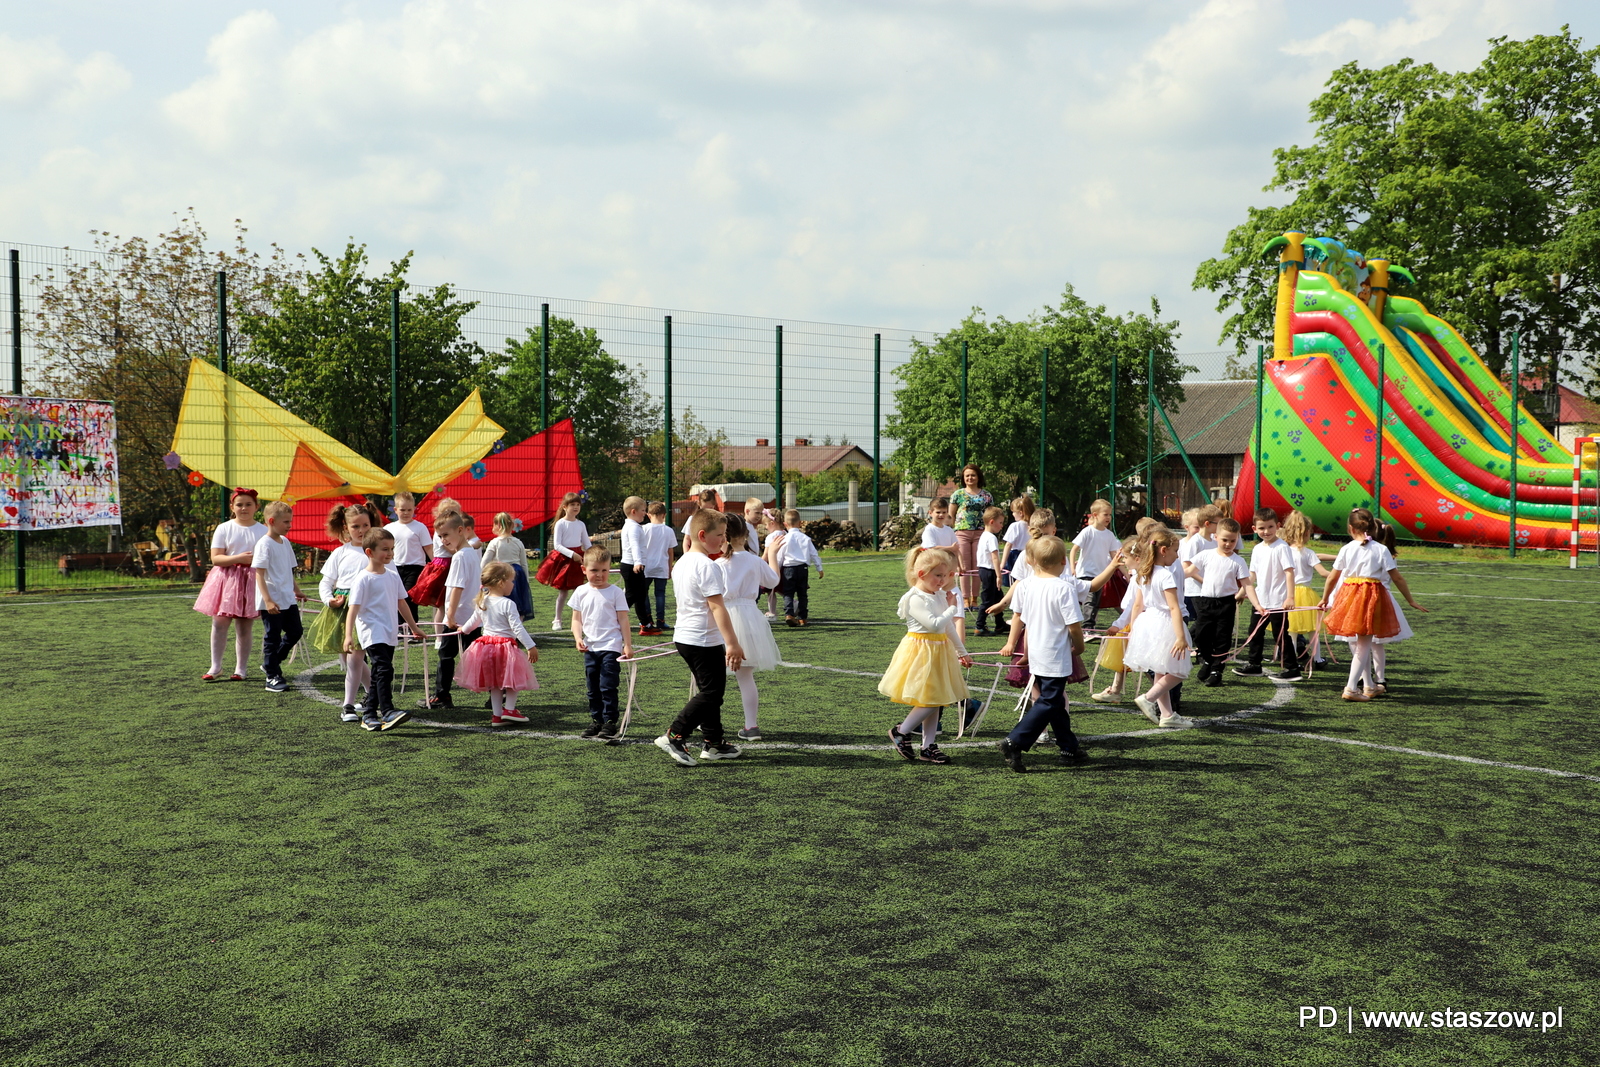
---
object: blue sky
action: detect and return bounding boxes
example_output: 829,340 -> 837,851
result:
3,0 -> 1596,361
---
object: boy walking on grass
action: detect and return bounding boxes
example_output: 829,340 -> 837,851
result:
1184,517 -> 1257,686
997,535 -> 1088,772
1234,507 -> 1301,682
344,529 -> 421,731
774,508 -> 823,626
252,501 -> 304,693
654,509 -> 745,767
570,545 -> 632,740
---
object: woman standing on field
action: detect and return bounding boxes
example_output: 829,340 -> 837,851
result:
949,464 -> 993,606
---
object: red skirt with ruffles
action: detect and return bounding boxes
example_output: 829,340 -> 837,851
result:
408,556 -> 450,607
535,550 -> 584,591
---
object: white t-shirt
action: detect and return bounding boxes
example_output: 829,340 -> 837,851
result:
1288,545 -> 1319,586
552,517 -> 590,560
920,523 -> 958,549
644,522 -> 675,579
1137,566 -> 1180,620
895,587 -> 965,654
1111,572 -> 1140,629
1332,539 -> 1397,581
1179,533 -> 1215,597
1250,539 -> 1295,609
348,568 -> 408,647
444,544 -> 483,629
569,582 -> 630,653
386,519 -> 430,567
776,527 -> 822,571
482,534 -> 526,567
1002,520 -> 1029,556
719,550 -> 780,601
671,551 -> 727,647
1011,572 -> 1083,678
211,520 -> 265,558
1192,549 -> 1251,598
319,542 -> 367,601
976,530 -> 1001,571
251,534 -> 298,610
1169,560 -> 1190,617
621,518 -> 648,566
1072,525 -> 1120,578
468,594 -> 536,648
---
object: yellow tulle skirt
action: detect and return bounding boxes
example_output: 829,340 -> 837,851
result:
1096,625 -> 1126,671
1287,584 -> 1321,635
878,631 -> 969,707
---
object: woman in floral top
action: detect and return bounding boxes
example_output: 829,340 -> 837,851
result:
949,464 -> 993,604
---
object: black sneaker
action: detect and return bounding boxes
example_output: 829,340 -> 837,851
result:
1268,670 -> 1302,684
998,738 -> 1026,773
1060,748 -> 1089,764
1231,664 -> 1263,676
654,733 -> 697,766
994,623 -> 1011,636
1195,662 -> 1212,683
917,744 -> 951,764
1204,673 -> 1223,688
360,712 -> 383,731
340,704 -> 361,723
598,720 -> 621,740
418,694 -> 453,710
379,709 -> 410,731
699,741 -> 741,761
581,721 -> 604,739
264,676 -> 289,693
888,725 -> 917,761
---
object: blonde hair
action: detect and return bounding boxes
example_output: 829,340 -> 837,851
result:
493,511 -> 516,536
265,500 -> 293,520
1281,510 -> 1313,547
392,491 -> 415,507
903,545 -> 958,587
1120,535 -> 1144,569
1088,498 -> 1112,516
1134,516 -> 1160,536
623,496 -> 646,514
1181,507 -> 1202,529
745,496 -> 764,510
1138,527 -> 1180,583
982,506 -> 1006,524
477,562 -> 514,609
433,496 -> 462,522
1027,508 -> 1055,538
436,515 -> 466,536
1011,496 -> 1035,521
583,544 -> 612,567
1025,534 -> 1067,570
783,509 -> 802,526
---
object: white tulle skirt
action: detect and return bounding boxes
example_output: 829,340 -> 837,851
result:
727,599 -> 781,672
1123,608 -> 1193,678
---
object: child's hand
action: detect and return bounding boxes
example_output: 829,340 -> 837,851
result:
296,591 -> 308,602
527,646 -> 539,663
1407,597 -> 1428,613
623,643 -> 633,659
330,595 -> 346,609
1170,636 -> 1188,658
575,636 -> 587,651
634,564 -> 643,574
959,654 -> 974,668
945,590 -> 958,606
342,637 -> 355,654
264,599 -> 279,614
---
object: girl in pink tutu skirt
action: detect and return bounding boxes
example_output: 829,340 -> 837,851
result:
460,561 -> 540,726
194,488 -> 268,681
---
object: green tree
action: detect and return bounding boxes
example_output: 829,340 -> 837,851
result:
1194,28 -> 1600,391
481,317 -> 661,517
617,408 -> 728,507
33,213 -> 303,536
236,244 -> 494,473
887,285 -> 1186,518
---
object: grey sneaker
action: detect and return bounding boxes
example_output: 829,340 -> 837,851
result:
654,734 -> 697,766
700,741 -> 742,761
379,709 -> 410,731
736,727 -> 762,741
360,712 -> 383,731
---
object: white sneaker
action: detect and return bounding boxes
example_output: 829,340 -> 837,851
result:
1092,687 -> 1123,703
1133,694 -> 1161,725
550,618 -> 564,631
1158,713 -> 1192,728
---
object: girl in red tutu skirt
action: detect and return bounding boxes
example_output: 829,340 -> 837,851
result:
460,562 -> 539,726
406,497 -> 462,612
194,488 -> 267,681
1319,508 -> 1427,702
536,492 -> 590,630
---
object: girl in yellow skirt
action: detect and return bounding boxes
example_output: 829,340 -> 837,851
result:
1319,508 -> 1427,702
1092,537 -> 1141,702
1280,511 -> 1333,665
880,546 -> 972,764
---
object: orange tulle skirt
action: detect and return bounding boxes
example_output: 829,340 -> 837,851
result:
1324,578 -> 1399,639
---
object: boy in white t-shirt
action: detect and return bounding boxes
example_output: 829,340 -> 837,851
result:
570,545 -> 632,739
251,500 -> 305,693
997,535 -> 1088,772
642,502 -> 675,635
422,516 -> 482,709
343,528 -> 421,730
1234,507 -> 1302,682
1184,517 -> 1257,687
920,498 -> 958,549
1177,506 -> 1217,627
384,490 -> 432,618
619,495 -> 652,635
654,510 -> 745,767
974,506 -> 1008,637
1069,500 -> 1120,629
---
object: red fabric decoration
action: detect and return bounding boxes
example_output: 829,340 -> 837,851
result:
416,419 -> 584,531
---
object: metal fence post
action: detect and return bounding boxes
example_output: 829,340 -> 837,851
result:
1038,345 -> 1048,504
216,271 -> 228,520
10,249 -> 22,593
1254,344 -> 1264,519
540,302 -> 550,553
390,289 -> 400,475
959,339 -> 968,470
775,324 -> 783,504
1146,348 -> 1154,517
1509,329 -> 1520,558
873,332 -> 881,550
1109,348 -> 1117,514
1374,342 -> 1385,514
663,315 -> 672,509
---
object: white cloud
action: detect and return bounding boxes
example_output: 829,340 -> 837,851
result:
0,35 -> 129,109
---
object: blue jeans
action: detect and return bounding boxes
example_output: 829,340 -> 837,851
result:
649,577 -> 668,629
1006,674 -> 1079,754
583,649 -> 621,721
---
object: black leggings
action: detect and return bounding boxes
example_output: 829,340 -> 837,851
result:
669,642 -> 727,743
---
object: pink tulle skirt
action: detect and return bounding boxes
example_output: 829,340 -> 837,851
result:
193,565 -> 258,619
458,635 -> 539,693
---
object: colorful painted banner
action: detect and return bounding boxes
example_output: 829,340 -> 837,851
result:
1,395 -> 121,530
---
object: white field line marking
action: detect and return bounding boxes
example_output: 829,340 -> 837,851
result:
1426,592 -> 1598,605
292,659 -> 1597,781
1409,570 -> 1600,585
5,593 -> 196,606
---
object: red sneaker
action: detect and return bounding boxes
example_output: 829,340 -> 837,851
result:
500,709 -> 530,724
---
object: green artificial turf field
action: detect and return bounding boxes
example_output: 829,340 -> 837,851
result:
3,554 -> 1599,1066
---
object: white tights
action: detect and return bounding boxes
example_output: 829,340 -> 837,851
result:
208,616 -> 254,676
1345,635 -> 1374,692
735,667 -> 760,729
1144,673 -> 1181,716
341,651 -> 370,706
896,706 -> 940,747
553,589 -> 570,625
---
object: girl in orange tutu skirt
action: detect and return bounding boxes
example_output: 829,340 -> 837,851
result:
194,488 -> 267,681
459,562 -> 539,726
1319,508 -> 1426,702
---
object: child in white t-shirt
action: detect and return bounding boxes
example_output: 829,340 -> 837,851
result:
342,528 -> 420,731
1234,508 -> 1302,681
643,502 -> 675,634
974,506 -> 1008,637
462,561 -> 540,726
1069,499 -> 1121,630
569,546 -> 631,739
1122,528 -> 1192,728
1183,517 -> 1256,686
423,516 -> 482,710
996,535 -> 1088,771
619,495 -> 653,634
773,508 -> 823,625
1000,495 -> 1034,589
384,490 -> 432,617
653,511 -> 745,767
251,500 -> 304,693
920,497 -> 958,550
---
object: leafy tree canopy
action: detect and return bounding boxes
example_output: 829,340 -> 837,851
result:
887,285 -> 1187,519
1194,28 -> 1600,389
236,243 -> 493,473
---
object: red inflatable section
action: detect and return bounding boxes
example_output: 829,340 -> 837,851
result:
415,418 -> 585,531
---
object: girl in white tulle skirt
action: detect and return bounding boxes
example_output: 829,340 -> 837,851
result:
1122,527 -> 1193,728
193,488 -> 267,681
458,563 -> 539,726
718,514 -> 783,740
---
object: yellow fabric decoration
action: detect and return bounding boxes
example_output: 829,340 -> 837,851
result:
392,388 -> 504,493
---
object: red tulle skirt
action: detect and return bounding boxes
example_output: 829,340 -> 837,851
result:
1324,578 -> 1400,639
458,636 -> 540,693
193,564 -> 258,619
1098,569 -> 1128,610
535,550 -> 584,591
408,556 -> 450,607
